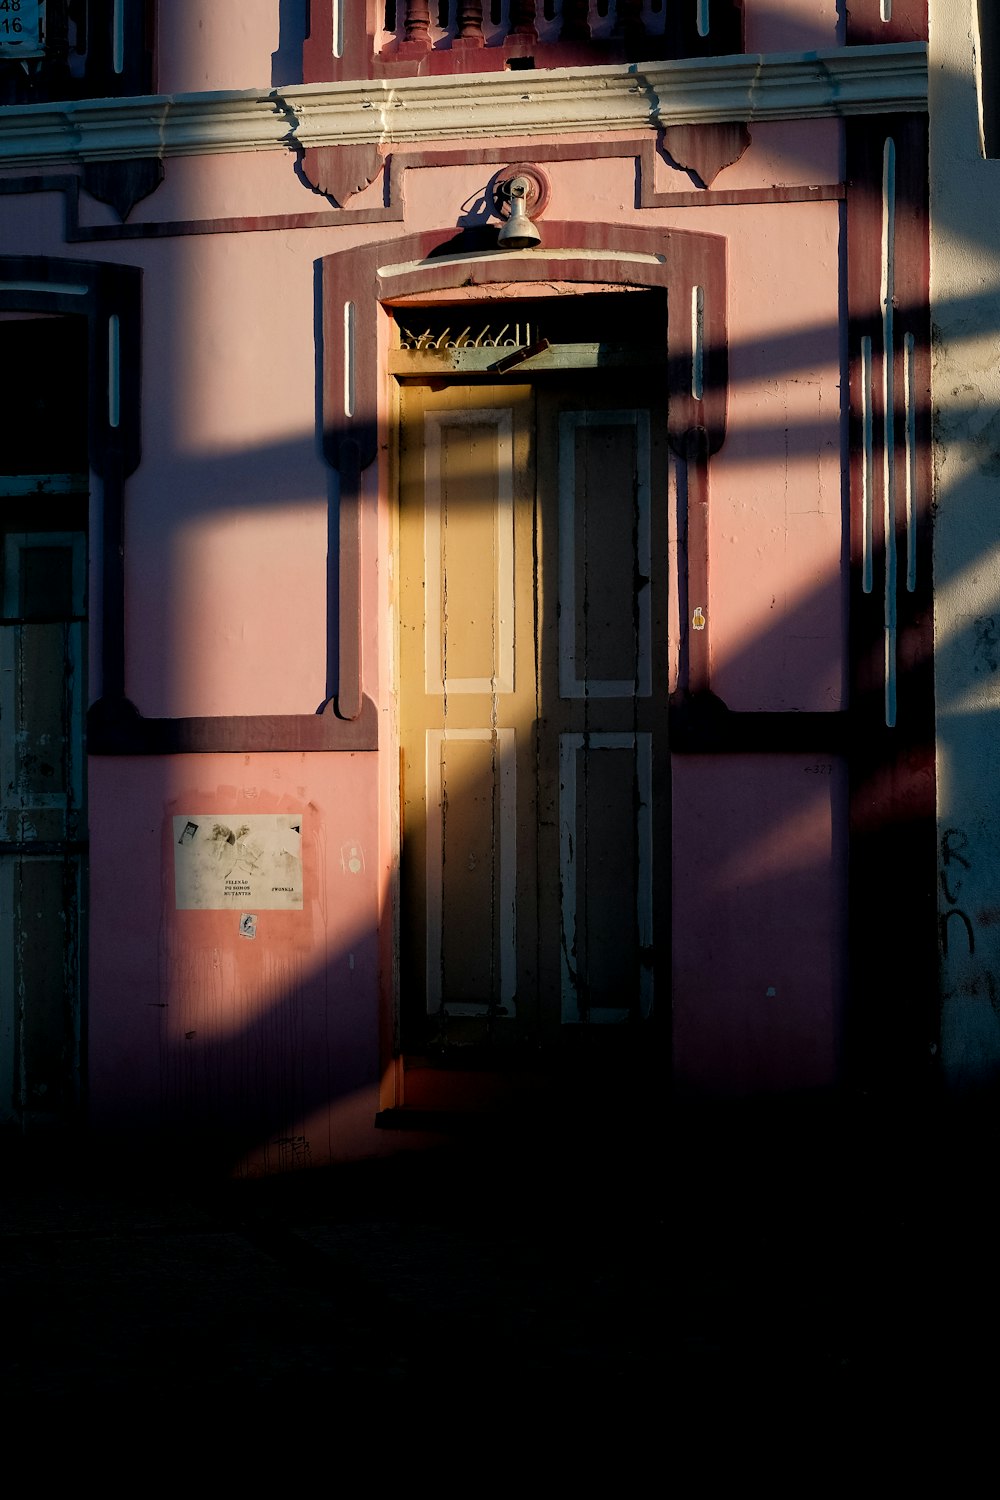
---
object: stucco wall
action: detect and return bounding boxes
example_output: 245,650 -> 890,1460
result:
87,754 -> 383,1173
0,2 -> 870,1156
930,0 -> 1000,1084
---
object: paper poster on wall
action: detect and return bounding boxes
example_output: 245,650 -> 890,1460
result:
173,815 -> 304,910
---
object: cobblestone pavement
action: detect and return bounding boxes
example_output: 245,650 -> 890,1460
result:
2,1098 -> 996,1420
0,1127 -> 663,1411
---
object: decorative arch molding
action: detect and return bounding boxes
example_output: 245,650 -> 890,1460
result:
322,221 -> 728,468
321,220 -> 729,712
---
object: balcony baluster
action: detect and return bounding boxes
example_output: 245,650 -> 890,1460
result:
455,0 -> 486,46
400,0 -> 432,52
510,0 -> 539,40
560,0 -> 592,43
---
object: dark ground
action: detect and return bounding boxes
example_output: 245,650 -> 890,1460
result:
2,1093 -> 998,1423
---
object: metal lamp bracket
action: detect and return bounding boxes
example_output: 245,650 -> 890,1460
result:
495,164 -> 551,222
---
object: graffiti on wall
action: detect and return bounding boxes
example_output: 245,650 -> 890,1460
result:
940,827 -> 975,958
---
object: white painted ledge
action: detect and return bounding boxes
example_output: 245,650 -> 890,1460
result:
0,43 -> 927,168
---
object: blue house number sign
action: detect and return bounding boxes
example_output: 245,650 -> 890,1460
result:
0,1 -> 44,58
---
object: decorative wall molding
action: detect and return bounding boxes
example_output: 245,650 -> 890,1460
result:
0,145 -> 844,243
0,43 -> 928,169
0,254 -> 376,753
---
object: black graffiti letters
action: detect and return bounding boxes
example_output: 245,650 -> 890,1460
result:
940,827 -> 975,957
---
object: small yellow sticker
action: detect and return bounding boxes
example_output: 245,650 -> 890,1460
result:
692,607 -> 706,631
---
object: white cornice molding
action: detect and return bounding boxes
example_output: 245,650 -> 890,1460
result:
0,42 -> 927,168
639,41 -> 928,123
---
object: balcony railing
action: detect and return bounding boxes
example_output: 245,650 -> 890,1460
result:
304,0 -> 744,83
381,0 -> 667,51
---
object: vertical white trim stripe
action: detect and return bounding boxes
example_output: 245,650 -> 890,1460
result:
497,731 -> 517,1013
904,330 -> 917,593
882,135 -> 897,729
636,731 -> 654,1022
558,409 -> 651,699
697,0 -> 710,40
559,734 -> 578,1024
333,0 -> 344,59
108,314 -> 120,430
343,301 -> 355,418
691,285 -> 704,401
425,731 -> 444,1014
861,335 -> 874,595
112,0 -> 125,74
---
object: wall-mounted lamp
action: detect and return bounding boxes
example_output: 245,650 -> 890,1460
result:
498,176 -> 542,249
495,165 -> 549,250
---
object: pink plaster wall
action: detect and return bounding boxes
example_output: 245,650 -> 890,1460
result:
88,754 -> 387,1173
126,225 -> 385,719
1,10 -> 855,1145
672,755 -> 847,1094
744,0 -> 842,52
707,198 -> 845,712
156,1 -> 282,94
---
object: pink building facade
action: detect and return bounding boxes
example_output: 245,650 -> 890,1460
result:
0,2 -> 935,1170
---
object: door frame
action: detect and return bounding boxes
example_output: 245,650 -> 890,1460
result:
319,222 -> 729,1119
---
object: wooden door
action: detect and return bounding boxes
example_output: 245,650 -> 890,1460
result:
0,519 -> 87,1127
398,375 -> 668,1072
